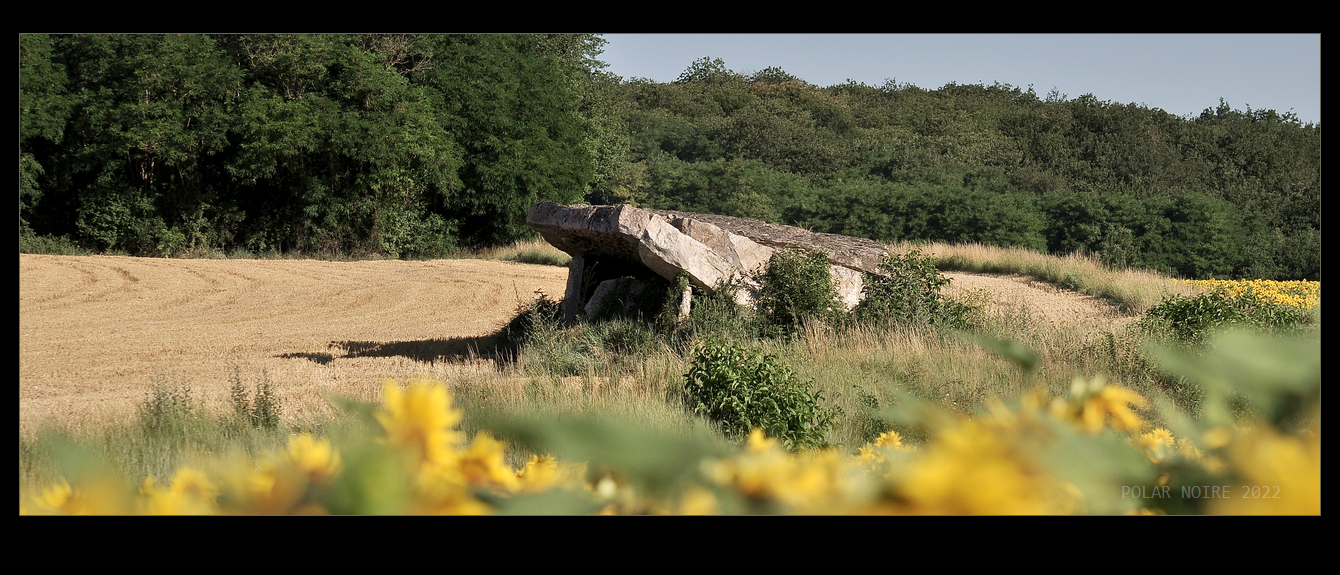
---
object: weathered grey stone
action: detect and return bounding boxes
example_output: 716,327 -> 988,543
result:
671,217 -> 739,267
647,209 -> 888,274
562,254 -> 585,323
678,284 -> 693,320
622,280 -> 648,314
584,279 -> 620,320
584,278 -> 650,320
526,202 -> 890,318
527,203 -> 652,262
728,233 -> 774,275
637,216 -> 738,289
830,265 -> 865,311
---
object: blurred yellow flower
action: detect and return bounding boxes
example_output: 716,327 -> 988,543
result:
677,487 -> 721,515
215,450 -> 311,515
857,444 -> 882,466
376,379 -> 464,466
875,431 -> 909,450
459,433 -> 519,492
30,474 -> 131,515
516,454 -> 586,494
139,467 -> 218,515
1211,424 -> 1320,515
746,428 -> 779,454
1137,428 -> 1176,462
34,480 -> 76,513
895,420 -> 1079,515
1080,385 -> 1148,434
284,433 -> 342,485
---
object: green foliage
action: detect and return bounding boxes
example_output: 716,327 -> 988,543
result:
20,34 -> 610,258
684,337 -> 835,450
854,249 -> 977,329
138,377 -> 202,438
22,41 -> 1318,277
848,384 -> 890,446
19,230 -> 89,255
229,367 -> 283,430
623,63 -> 1318,280
1150,330 -> 1319,430
19,34 -> 71,227
755,248 -> 846,336
423,34 -> 596,246
674,277 -> 756,344
494,292 -> 564,355
494,290 -> 669,377
1139,290 -> 1316,346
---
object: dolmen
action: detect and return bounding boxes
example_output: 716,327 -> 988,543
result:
526,202 -> 890,322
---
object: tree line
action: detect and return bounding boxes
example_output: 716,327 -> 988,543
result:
20,39 -> 1320,280
20,34 -> 611,257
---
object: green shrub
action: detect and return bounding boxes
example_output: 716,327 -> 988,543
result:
139,377 -> 202,438
229,367 -> 283,430
755,248 -> 846,336
19,231 -> 90,255
495,291 -> 670,377
853,249 -> 976,329
1139,290 -> 1316,346
655,273 -> 758,347
684,337 -> 835,450
494,292 -> 564,353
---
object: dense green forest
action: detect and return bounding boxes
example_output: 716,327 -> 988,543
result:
19,35 -> 1321,280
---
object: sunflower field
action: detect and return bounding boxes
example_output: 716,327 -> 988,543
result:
21,329 -> 1319,515
1172,279 -> 1320,310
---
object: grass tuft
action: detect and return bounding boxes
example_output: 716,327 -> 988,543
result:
479,238 -> 571,267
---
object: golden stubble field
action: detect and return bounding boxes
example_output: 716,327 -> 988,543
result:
19,254 -> 568,430
19,254 -> 1123,431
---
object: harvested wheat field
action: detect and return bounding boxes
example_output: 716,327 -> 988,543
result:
19,254 -> 568,430
19,255 -> 1127,431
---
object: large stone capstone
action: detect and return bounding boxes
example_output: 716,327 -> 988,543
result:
526,202 -> 890,319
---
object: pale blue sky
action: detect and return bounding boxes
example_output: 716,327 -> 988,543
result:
599,34 -> 1321,125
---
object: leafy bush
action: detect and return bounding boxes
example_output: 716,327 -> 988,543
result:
1139,289 -> 1316,345
19,230 -> 90,256
755,248 -> 846,336
655,273 -> 758,346
494,292 -> 564,352
494,290 -> 671,376
684,337 -> 835,450
853,249 -> 976,329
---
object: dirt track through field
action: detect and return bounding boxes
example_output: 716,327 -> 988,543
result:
19,254 -> 568,430
20,256 -> 1123,430
942,272 -> 1125,326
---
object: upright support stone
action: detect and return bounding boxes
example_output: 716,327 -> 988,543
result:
563,254 -> 585,324
677,284 -> 693,320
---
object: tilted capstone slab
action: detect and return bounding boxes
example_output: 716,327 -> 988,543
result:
526,202 -> 889,316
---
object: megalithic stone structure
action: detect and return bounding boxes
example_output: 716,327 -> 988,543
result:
525,203 -> 891,321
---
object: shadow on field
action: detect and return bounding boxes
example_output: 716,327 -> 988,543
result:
330,337 -> 505,365
278,352 -> 335,365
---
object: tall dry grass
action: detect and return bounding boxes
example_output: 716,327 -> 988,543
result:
477,238 -> 571,267
748,301 -> 1178,449
899,241 -> 1199,315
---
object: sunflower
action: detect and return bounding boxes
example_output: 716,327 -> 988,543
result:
376,379 -> 465,466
